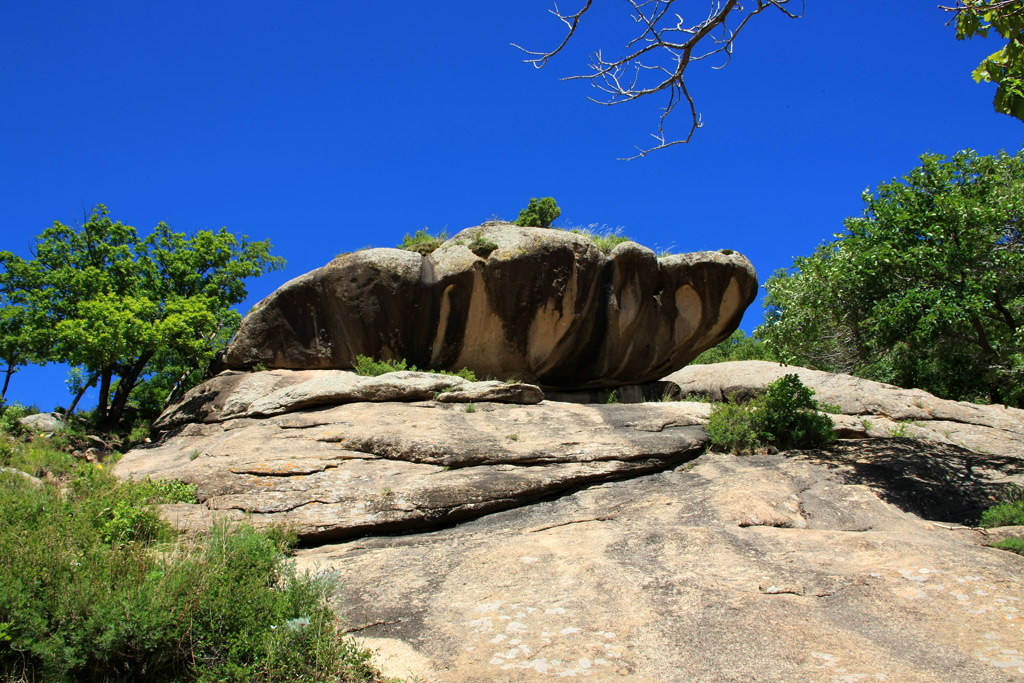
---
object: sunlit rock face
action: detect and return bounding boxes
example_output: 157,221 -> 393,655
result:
224,223 -> 757,389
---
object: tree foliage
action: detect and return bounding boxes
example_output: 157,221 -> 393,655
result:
0,206 -> 284,426
515,197 -> 561,228
945,0 -> 1024,121
759,149 -> 1024,406
690,329 -> 776,364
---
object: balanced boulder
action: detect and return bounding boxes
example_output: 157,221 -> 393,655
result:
224,223 -> 757,389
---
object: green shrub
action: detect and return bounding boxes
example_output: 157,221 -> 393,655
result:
0,403 -> 36,437
706,402 -> 758,454
0,438 -> 391,682
749,374 -> 836,451
353,355 -> 408,376
515,197 -> 561,228
990,537 -> 1024,555
706,374 -> 836,454
468,233 -> 498,258
980,484 -> 1024,528
980,501 -> 1024,528
398,228 -> 447,255
353,355 -> 476,382
690,329 -> 775,364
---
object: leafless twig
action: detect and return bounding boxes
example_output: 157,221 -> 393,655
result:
514,0 -> 803,159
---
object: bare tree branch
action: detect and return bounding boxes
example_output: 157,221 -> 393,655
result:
515,0 -> 804,159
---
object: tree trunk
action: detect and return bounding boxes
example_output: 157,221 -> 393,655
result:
97,369 -> 112,425
1,364 -> 13,399
107,354 -> 153,426
66,372 -> 98,416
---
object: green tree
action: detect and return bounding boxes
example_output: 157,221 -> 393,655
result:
946,0 -> 1024,122
515,197 -> 561,228
0,206 -> 284,426
690,329 -> 775,364
759,149 -> 1024,406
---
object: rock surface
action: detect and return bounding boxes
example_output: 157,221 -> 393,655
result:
223,223 -> 758,389
125,385 -> 710,542
116,363 -> 1024,681
303,451 -> 1024,682
17,412 -> 64,432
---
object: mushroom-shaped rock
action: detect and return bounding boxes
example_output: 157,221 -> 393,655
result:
225,223 -> 757,389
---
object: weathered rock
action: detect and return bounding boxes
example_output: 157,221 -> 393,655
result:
299,450 -> 1024,682
433,381 -> 544,404
118,401 -> 710,542
154,369 -> 545,430
666,360 -> 1024,459
224,224 -> 758,389
17,412 -> 64,432
117,362 -> 1024,681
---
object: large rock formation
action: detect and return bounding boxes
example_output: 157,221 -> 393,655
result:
224,223 -> 758,389
116,362 -> 1024,681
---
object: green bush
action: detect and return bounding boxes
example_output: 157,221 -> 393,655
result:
398,228 -> 447,255
981,484 -> 1024,528
705,402 -> 757,454
749,374 -> 836,451
0,403 -> 36,437
467,232 -> 498,258
980,502 -> 1024,528
0,438 -> 392,682
515,197 -> 561,228
706,374 -> 836,454
353,355 -> 408,376
990,538 -> 1024,556
352,355 -> 476,382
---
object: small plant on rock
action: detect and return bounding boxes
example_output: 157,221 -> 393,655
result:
515,197 -> 561,228
705,402 -> 757,454
468,232 -> 498,258
980,484 -> 1024,528
990,538 -> 1024,555
399,228 -> 448,255
353,355 -> 408,376
706,374 -> 836,454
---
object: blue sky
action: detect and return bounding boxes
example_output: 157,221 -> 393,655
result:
2,1 -> 1021,411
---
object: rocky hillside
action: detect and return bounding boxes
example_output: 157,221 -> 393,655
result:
116,361 -> 1024,682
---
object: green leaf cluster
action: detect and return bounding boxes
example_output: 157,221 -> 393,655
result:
0,205 -> 284,426
515,197 -> 561,228
759,150 -> 1024,407
706,374 -> 836,454
952,0 -> 1024,121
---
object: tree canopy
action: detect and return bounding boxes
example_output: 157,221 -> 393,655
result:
945,0 -> 1024,122
0,206 -> 284,425
758,149 -> 1024,407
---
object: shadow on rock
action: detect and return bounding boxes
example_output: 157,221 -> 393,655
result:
795,438 -> 1024,525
